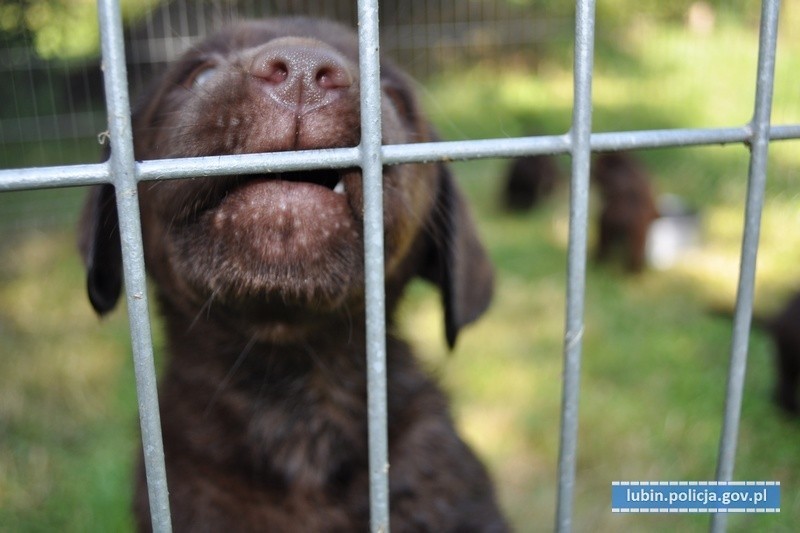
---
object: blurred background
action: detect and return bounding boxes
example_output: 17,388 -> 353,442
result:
1,0 -> 799,531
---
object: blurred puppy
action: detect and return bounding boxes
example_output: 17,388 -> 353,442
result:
79,17 -> 507,533
592,152 -> 659,273
501,154 -> 561,211
764,292 -> 800,416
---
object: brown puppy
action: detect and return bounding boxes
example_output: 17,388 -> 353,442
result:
765,292 -> 800,416
501,154 -> 561,211
592,152 -> 659,273
79,17 -> 507,533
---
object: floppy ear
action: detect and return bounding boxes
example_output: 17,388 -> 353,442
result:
421,163 -> 494,349
78,183 -> 122,315
76,57 -> 166,314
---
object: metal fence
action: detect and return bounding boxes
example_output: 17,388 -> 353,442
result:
0,0 -> 798,532
0,0 -> 567,167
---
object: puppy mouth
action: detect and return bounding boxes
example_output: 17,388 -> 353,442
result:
201,167 -> 364,257
179,167 -> 361,224
232,167 -> 358,202
185,165 -> 366,310
268,168 -> 350,195
230,167 -> 362,223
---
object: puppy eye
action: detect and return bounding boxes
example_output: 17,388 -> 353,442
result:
381,81 -> 416,126
191,65 -> 217,87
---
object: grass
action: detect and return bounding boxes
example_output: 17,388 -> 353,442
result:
2,15 -> 800,533
406,15 -> 800,532
0,230 -> 137,531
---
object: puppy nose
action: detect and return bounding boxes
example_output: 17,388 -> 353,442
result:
250,39 -> 354,114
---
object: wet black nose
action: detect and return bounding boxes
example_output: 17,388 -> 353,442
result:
250,38 -> 354,114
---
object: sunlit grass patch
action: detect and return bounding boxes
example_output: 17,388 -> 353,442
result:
0,231 -> 137,532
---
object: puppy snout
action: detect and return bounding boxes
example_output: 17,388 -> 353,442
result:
250,38 -> 354,114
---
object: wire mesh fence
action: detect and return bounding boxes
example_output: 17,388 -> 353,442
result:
1,0 -> 799,532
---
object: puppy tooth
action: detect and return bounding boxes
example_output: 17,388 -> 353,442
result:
333,180 -> 345,195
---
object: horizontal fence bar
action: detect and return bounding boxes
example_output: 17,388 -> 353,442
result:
0,162 -> 109,190
2,124 -> 800,192
768,123 -> 800,141
137,147 -> 362,180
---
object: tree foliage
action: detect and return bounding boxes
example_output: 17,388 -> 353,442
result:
0,0 -> 762,61
0,0 -> 160,59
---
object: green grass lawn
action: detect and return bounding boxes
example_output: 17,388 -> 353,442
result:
2,14 -> 800,533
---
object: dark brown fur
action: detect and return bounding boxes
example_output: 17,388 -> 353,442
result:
79,17 -> 507,532
765,292 -> 800,416
501,155 -> 561,211
592,152 -> 659,273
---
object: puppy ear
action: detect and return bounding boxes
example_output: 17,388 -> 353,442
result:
78,183 -> 122,315
422,163 -> 494,348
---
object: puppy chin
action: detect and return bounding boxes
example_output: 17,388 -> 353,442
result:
243,320 -> 344,345
208,294 -> 364,346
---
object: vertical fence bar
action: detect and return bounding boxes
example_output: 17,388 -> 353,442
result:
97,0 -> 172,531
357,0 -> 390,531
555,0 -> 596,531
711,1 -> 781,531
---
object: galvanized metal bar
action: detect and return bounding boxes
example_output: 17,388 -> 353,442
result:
4,124 -> 800,191
136,147 -> 362,182
591,123 -> 796,149
382,134 -> 572,163
357,0 -> 390,531
590,127 -> 751,152
97,0 -> 172,531
556,1 -> 595,531
382,124 -> 799,161
770,123 -> 800,140
711,1 -> 781,532
0,162 -> 109,190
